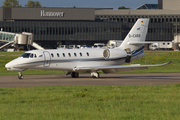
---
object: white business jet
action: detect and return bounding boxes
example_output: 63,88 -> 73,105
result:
5,18 -> 172,79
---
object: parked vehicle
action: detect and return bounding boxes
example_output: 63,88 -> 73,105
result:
106,40 -> 123,48
93,43 -> 106,48
149,42 -> 172,50
80,45 -> 93,49
57,45 -> 68,49
69,45 -> 80,49
149,44 -> 158,50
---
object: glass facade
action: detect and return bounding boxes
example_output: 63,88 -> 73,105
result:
0,19 -> 173,43
136,4 -> 158,9
0,32 -> 16,42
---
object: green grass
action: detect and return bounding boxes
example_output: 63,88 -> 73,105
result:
0,51 -> 180,75
1,84 -> 180,119
1,51 -> 180,119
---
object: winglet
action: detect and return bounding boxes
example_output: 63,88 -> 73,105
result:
167,61 -> 173,65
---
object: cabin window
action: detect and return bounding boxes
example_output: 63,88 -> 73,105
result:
63,53 -> 65,57
20,53 -> 31,58
74,53 -> 77,57
51,53 -> 54,57
80,53 -> 82,56
87,52 -> 89,56
30,54 -> 33,58
68,53 -> 71,57
57,53 -> 59,57
34,54 -> 37,58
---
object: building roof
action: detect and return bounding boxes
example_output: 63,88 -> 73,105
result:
95,9 -> 180,16
136,4 -> 158,10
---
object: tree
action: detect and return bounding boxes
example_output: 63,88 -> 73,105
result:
118,6 -> 130,9
2,0 -> 21,7
25,0 -> 42,7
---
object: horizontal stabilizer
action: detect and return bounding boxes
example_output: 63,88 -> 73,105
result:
128,41 -> 172,45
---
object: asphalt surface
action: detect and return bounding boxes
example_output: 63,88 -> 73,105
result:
0,73 -> 180,87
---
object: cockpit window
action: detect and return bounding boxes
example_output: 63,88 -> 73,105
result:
30,54 -> 33,58
20,53 -> 31,58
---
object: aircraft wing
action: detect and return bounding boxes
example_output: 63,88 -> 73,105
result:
73,61 -> 173,73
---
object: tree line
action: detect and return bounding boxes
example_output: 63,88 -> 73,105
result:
2,0 -> 42,7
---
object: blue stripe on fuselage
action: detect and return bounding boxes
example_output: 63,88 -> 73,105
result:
132,46 -> 144,56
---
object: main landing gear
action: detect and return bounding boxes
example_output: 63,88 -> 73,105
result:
71,72 -> 79,78
68,71 -> 100,78
18,72 -> 24,79
91,72 -> 100,78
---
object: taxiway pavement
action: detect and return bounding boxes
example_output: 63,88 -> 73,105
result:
0,73 -> 180,87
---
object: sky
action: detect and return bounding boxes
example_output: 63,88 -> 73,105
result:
0,0 -> 158,9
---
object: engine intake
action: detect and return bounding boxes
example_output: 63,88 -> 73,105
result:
103,49 -> 110,59
103,49 -> 127,60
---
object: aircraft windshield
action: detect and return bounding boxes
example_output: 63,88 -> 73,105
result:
20,53 -> 31,58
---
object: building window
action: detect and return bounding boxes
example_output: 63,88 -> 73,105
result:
170,18 -> 172,22
166,18 -> 168,22
150,18 -> 153,22
154,18 -> 157,22
162,18 -> 164,23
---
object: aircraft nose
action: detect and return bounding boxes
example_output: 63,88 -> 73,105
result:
5,61 -> 17,70
5,59 -> 23,71
5,62 -> 10,68
5,62 -> 12,70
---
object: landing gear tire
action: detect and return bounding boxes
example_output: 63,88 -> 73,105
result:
18,75 -> 24,79
18,72 -> 23,79
71,72 -> 79,78
91,72 -> 100,78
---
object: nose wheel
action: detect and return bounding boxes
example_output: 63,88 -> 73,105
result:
18,72 -> 24,79
91,72 -> 100,78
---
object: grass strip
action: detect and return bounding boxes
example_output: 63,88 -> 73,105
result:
0,84 -> 180,119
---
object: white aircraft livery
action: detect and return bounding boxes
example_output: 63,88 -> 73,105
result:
5,18 -> 172,79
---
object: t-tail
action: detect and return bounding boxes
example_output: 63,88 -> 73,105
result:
119,18 -> 149,56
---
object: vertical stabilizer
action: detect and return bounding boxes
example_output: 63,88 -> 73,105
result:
119,18 -> 149,52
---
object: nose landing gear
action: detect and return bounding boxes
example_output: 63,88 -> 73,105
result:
18,72 -> 24,79
91,72 -> 100,78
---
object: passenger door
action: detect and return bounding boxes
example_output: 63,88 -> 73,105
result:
43,51 -> 51,67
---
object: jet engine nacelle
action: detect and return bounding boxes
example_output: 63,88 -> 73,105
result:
103,49 -> 127,60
